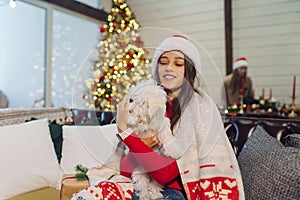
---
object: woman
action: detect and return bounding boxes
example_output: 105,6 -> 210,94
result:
223,57 -> 253,106
73,35 -> 244,200
117,35 -> 244,199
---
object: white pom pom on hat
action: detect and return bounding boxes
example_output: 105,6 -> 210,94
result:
233,57 -> 248,70
151,34 -> 202,80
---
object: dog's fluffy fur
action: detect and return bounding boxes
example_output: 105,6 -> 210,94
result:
123,80 -> 180,200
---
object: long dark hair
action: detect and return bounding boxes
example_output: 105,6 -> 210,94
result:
156,51 -> 198,130
229,69 -> 247,94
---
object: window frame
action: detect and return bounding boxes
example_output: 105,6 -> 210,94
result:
20,0 -> 107,107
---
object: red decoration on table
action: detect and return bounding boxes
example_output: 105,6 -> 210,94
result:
269,88 -> 272,101
292,75 -> 296,102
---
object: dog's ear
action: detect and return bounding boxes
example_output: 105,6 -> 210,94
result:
148,100 -> 166,130
136,99 -> 150,125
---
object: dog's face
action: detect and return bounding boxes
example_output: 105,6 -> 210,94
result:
125,80 -> 167,133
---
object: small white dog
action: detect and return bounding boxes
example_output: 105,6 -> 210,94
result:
123,80 -> 180,200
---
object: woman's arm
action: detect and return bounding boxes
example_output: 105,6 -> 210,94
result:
123,133 -> 179,185
117,99 -> 179,185
120,152 -> 139,178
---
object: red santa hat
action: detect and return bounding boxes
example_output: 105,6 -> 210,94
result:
233,57 -> 248,70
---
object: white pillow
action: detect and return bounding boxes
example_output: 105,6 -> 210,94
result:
0,118 -> 62,199
60,124 -> 119,174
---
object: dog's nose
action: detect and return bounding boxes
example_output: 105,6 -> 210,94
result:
129,98 -> 133,103
156,83 -> 164,88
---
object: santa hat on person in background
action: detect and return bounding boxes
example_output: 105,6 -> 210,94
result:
233,57 -> 248,70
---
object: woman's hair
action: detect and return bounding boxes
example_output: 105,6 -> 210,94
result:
156,51 -> 198,130
229,69 -> 247,94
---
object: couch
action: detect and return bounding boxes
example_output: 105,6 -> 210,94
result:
0,108 -> 121,200
224,116 -> 300,156
0,108 -> 72,200
225,115 -> 300,199
0,108 -> 299,199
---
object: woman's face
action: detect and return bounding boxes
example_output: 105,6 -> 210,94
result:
158,51 -> 185,97
237,66 -> 247,77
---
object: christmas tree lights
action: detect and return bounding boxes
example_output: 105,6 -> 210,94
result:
83,0 -> 151,111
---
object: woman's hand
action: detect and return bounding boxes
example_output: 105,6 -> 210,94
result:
140,129 -> 159,148
116,99 -> 129,133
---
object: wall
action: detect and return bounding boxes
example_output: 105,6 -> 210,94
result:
126,0 -> 226,106
232,0 -> 300,104
124,0 -> 300,107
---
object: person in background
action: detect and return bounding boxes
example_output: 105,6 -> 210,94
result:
223,57 -> 253,106
0,90 -> 9,108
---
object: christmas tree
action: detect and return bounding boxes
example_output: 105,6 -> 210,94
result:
83,0 -> 152,111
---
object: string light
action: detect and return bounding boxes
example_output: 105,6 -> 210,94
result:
9,0 -> 16,8
0,0 -> 16,7
83,0 -> 152,111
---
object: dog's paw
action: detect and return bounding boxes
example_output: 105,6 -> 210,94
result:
138,190 -> 152,200
149,188 -> 163,200
148,182 -> 163,199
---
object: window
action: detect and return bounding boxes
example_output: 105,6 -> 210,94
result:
0,0 -> 102,108
0,1 -> 45,108
51,10 -> 99,108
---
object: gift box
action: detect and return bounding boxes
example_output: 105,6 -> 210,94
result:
60,174 -> 89,200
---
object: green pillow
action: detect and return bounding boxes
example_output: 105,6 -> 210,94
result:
238,125 -> 300,199
49,123 -> 63,163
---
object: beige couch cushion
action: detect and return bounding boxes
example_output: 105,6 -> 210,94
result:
7,187 -> 59,200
